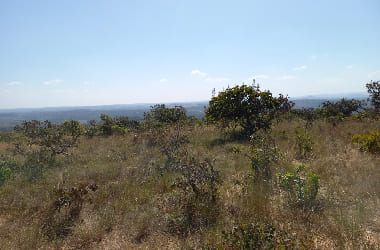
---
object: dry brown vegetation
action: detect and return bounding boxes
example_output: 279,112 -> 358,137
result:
0,117 -> 379,249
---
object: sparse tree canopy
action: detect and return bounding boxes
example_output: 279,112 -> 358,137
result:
366,80 -> 380,113
205,84 -> 293,136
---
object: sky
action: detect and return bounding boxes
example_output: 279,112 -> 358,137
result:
1,0 -> 380,108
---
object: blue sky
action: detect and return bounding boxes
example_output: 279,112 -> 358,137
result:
1,0 -> 380,108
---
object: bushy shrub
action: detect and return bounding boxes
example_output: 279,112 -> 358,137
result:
14,120 -> 80,160
13,120 -> 81,180
114,116 -> 141,131
169,157 -> 221,235
144,104 -> 187,129
279,165 -> 319,209
42,182 -> 98,239
317,98 -> 362,119
154,125 -> 190,169
97,114 -> 140,136
352,132 -> 380,154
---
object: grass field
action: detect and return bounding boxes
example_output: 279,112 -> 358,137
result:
0,117 -> 379,249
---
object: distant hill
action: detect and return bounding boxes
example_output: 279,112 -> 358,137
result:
0,93 -> 368,132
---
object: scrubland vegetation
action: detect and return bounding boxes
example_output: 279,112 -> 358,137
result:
0,82 -> 379,249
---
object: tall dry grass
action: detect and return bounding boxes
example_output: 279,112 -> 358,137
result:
0,118 -> 379,249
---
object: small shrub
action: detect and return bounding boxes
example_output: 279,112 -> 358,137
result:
352,132 -> 380,154
169,157 -> 221,235
211,221 -> 313,249
295,129 -> 313,160
153,125 -> 190,169
249,133 -> 281,179
278,165 -> 320,209
42,182 -> 98,240
0,160 -> 12,186
84,125 -> 99,137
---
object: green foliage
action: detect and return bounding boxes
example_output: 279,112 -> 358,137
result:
294,129 -> 313,160
352,132 -> 380,154
214,221 -> 312,249
114,116 -> 141,131
144,104 -> 187,129
14,120 -> 80,160
205,84 -> 293,136
318,98 -> 362,119
249,133 -> 280,179
99,114 -> 116,135
98,114 -> 138,135
0,160 -> 13,186
84,125 -> 99,137
61,120 -> 82,137
366,80 -> 380,113
279,165 -> 320,208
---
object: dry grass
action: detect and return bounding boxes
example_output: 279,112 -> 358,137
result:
0,119 -> 379,249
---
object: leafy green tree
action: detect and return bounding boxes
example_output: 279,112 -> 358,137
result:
205,84 -> 293,136
366,80 -> 380,113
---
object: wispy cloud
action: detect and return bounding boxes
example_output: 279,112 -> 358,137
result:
7,81 -> 23,86
191,69 -> 207,77
83,81 -> 90,85
310,55 -> 317,61
277,75 -> 295,80
44,79 -> 63,86
293,65 -> 307,71
159,78 -> 168,83
346,64 -> 354,69
205,77 -> 230,83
